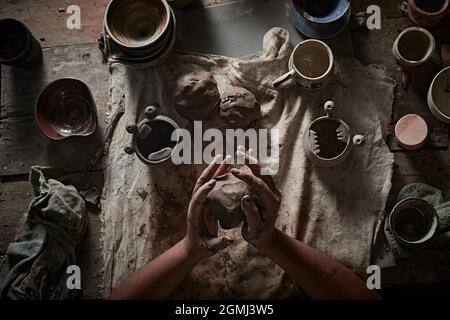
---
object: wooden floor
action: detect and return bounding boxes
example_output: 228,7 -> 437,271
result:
1,0 -> 450,299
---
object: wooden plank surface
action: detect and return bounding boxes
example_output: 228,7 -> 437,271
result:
0,44 -> 109,176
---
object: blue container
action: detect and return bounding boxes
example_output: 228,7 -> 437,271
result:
290,0 -> 351,39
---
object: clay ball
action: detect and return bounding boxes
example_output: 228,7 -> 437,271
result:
173,71 -> 220,121
205,173 -> 252,230
219,86 -> 261,128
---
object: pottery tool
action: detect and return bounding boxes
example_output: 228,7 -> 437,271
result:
394,114 -> 428,150
88,94 -> 125,170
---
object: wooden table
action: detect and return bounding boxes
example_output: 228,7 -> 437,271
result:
1,0 -> 449,298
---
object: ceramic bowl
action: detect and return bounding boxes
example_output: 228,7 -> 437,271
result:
407,0 -> 449,27
290,0 -> 351,39
389,198 -> 439,245
392,27 -> 435,68
36,79 -> 97,140
428,67 -> 450,123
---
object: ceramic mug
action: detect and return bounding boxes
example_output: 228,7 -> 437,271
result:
273,39 -> 334,90
392,27 -> 435,68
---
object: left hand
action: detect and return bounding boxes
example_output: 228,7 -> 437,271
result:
185,155 -> 233,258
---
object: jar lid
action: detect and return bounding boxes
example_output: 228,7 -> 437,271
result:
395,114 -> 428,150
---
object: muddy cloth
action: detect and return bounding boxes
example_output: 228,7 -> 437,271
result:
0,167 -> 86,300
101,28 -> 395,298
385,183 -> 450,262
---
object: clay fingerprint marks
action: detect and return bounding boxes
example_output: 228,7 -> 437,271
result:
219,86 -> 261,128
205,173 -> 252,230
310,119 -> 348,159
173,70 -> 220,121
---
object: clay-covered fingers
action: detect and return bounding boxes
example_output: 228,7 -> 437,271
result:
241,195 -> 263,240
205,236 -> 233,255
193,155 -> 222,194
235,149 -> 279,196
188,179 -> 217,229
213,155 -> 232,178
230,168 -> 279,210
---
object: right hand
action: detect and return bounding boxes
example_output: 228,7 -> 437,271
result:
230,150 -> 281,251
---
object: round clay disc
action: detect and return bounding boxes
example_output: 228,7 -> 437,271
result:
395,114 -> 428,150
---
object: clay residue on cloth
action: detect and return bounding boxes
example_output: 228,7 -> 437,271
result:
101,28 -> 395,299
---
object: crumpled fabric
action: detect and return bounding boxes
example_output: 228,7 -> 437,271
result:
0,167 -> 86,300
385,183 -> 450,262
101,27 -> 395,299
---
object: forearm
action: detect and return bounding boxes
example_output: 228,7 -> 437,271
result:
262,229 -> 380,300
109,237 -> 205,300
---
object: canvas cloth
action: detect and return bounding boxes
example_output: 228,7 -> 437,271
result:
101,28 -> 395,299
0,167 -> 86,300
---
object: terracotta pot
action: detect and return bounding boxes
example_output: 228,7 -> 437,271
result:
302,101 -> 364,167
407,0 -> 449,27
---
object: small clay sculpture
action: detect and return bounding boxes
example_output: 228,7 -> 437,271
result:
219,86 -> 261,128
205,173 -> 253,230
173,71 -> 220,121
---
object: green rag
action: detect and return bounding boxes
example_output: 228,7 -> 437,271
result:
384,183 -> 450,262
0,167 -> 87,300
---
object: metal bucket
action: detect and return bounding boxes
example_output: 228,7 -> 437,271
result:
99,0 -> 176,65
290,0 -> 351,39
0,18 -> 42,67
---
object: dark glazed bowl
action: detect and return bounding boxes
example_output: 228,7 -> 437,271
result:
36,78 -> 97,140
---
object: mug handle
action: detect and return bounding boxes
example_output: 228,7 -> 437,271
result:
273,70 -> 295,88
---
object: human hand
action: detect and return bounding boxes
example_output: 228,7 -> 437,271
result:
231,149 -> 281,251
186,155 -> 234,258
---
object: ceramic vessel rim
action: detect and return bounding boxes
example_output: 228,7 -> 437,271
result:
428,66 -> 450,121
35,78 -> 97,140
104,0 -> 171,50
393,27 -> 435,65
291,39 -> 334,81
408,0 -> 449,16
388,197 -> 439,245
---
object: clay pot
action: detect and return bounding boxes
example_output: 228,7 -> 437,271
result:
0,18 -> 42,67
100,0 -> 176,65
392,27 -> 435,68
124,105 -> 180,165
427,66 -> 450,123
302,101 -> 364,167
36,79 -> 97,140
389,198 -> 438,245
407,0 -> 449,27
290,0 -> 351,39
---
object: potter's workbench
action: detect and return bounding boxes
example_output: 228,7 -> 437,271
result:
1,0 -> 450,299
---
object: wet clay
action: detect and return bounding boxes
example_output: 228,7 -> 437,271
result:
398,30 -> 431,61
205,173 -> 253,230
136,119 -> 176,161
174,71 -> 220,121
219,86 -> 261,128
393,208 -> 433,242
310,119 -> 347,159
